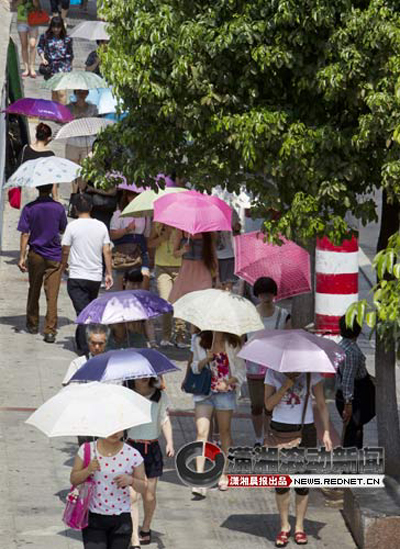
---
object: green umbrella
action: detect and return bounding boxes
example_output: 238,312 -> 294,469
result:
43,70 -> 107,91
120,187 -> 188,218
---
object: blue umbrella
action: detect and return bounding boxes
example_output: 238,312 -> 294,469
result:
69,348 -> 180,383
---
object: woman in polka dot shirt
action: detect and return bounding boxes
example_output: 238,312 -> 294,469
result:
70,430 -> 147,549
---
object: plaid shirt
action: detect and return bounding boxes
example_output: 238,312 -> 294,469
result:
336,338 -> 368,401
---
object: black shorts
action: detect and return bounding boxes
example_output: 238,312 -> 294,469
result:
127,440 -> 163,478
50,0 -> 70,11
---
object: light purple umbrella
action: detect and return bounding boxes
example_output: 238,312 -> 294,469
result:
156,173 -> 176,188
76,290 -> 173,325
106,171 -> 147,193
238,329 -> 345,374
4,98 -> 74,123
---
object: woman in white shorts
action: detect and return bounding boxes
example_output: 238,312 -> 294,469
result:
15,0 -> 40,78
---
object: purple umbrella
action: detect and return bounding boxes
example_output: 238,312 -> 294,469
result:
238,329 -> 345,374
76,290 -> 173,325
70,348 -> 180,383
4,98 -> 74,123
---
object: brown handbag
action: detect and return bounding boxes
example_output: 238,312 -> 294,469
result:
264,373 -> 311,449
111,243 -> 142,270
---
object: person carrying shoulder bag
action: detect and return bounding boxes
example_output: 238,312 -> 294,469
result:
264,370 -> 332,547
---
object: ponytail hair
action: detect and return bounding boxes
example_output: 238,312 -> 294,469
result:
36,123 -> 52,142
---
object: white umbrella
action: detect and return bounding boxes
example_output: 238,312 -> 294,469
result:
173,289 -> 264,336
4,157 -> 81,188
69,20 -> 110,41
54,117 -> 114,140
25,382 -> 152,438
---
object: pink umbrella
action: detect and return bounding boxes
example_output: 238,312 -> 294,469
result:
153,190 -> 232,234
234,231 -> 311,300
238,329 -> 345,374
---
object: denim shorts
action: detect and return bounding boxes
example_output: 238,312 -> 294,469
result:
17,23 -> 36,33
196,391 -> 237,411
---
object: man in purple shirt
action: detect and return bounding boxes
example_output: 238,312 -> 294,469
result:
17,184 -> 68,343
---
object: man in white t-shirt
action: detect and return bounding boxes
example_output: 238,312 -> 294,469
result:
61,194 -> 113,355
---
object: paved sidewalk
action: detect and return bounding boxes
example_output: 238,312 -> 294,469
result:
0,4 -> 361,548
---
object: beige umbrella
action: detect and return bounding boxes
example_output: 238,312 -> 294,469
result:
173,289 -> 264,336
120,187 -> 188,218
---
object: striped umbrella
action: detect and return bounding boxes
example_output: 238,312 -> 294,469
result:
54,117 -> 114,140
69,21 -> 110,41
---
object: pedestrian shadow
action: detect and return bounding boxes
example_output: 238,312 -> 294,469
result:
57,527 -> 82,541
54,335 -> 76,352
220,513 -> 326,542
0,249 -> 20,262
54,488 -> 70,505
159,467 -> 182,487
0,314 -> 73,331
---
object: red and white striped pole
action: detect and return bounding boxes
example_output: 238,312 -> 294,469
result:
315,235 -> 359,335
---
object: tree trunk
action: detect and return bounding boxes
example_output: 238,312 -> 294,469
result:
375,190 -> 400,474
375,337 -> 400,474
291,239 -> 316,328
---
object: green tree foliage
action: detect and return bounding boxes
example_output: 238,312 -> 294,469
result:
347,232 -> 400,346
89,0 -> 400,244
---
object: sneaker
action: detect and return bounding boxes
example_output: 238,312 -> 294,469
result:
176,341 -> 190,349
43,333 -> 56,344
192,487 -> 206,498
160,339 -> 174,347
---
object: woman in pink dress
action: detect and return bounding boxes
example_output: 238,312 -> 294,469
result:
168,231 -> 218,304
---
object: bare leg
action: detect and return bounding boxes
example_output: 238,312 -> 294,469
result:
18,31 -> 29,75
275,490 -> 291,542
28,29 -> 38,76
141,477 -> 158,532
61,8 -> 68,20
215,409 -> 233,486
129,487 -> 140,546
295,492 -> 309,533
194,404 -> 213,473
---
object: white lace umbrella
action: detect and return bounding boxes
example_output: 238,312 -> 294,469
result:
54,117 -> 114,140
69,20 -> 110,41
4,156 -> 81,188
173,289 -> 264,336
25,382 -> 152,437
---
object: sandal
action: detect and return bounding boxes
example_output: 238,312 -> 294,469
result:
139,529 -> 151,545
294,531 -> 308,545
275,529 -> 291,547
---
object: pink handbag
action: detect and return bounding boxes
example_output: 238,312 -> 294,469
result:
63,442 -> 95,530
